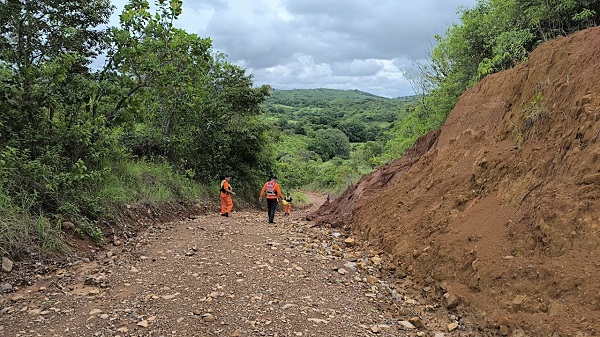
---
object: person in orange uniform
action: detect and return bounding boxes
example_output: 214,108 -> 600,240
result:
282,193 -> 293,216
259,175 -> 284,223
220,175 -> 236,217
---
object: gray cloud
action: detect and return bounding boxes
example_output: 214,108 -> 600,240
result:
331,60 -> 383,77
110,0 -> 476,97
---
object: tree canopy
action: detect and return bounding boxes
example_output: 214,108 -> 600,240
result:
0,0 -> 271,253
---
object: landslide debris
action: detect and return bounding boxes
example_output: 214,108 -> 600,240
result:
313,26 -> 600,336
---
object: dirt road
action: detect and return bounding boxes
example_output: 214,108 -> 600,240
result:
0,197 -> 471,337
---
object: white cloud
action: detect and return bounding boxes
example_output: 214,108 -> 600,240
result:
109,0 -> 477,97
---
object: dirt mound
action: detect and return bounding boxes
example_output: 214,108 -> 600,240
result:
313,26 -> 600,336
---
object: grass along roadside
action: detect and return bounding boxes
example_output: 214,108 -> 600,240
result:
0,158 -> 208,261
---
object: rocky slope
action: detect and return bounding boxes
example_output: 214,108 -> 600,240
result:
313,26 -> 600,336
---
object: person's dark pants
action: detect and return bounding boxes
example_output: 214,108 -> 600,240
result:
267,198 -> 278,223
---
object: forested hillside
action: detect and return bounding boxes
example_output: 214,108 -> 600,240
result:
260,89 -> 418,192
264,89 -> 416,142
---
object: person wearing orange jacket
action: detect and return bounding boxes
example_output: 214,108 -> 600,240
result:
259,175 -> 284,223
220,175 -> 236,217
282,193 -> 293,216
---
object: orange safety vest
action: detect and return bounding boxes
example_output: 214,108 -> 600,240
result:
261,180 -> 282,199
265,181 -> 276,197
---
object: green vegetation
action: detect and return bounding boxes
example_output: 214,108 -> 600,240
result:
1,0 -> 599,259
0,0 -> 270,258
262,89 -> 419,193
264,89 -> 416,143
404,0 -> 600,153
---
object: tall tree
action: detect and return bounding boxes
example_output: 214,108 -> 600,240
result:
0,0 -> 114,215
0,0 -> 112,135
107,0 -> 271,182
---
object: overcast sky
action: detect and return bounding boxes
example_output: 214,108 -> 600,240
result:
109,0 -> 477,98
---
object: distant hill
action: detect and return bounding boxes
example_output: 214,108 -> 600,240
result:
265,88 -> 417,107
262,88 -> 419,143
259,88 -> 420,191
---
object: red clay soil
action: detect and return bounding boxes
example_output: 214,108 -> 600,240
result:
313,26 -> 600,336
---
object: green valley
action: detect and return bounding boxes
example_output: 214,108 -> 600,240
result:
261,89 -> 419,193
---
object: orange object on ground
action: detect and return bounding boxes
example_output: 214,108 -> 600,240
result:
282,195 -> 292,215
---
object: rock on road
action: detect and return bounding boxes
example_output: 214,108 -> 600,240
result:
0,201 -> 468,337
